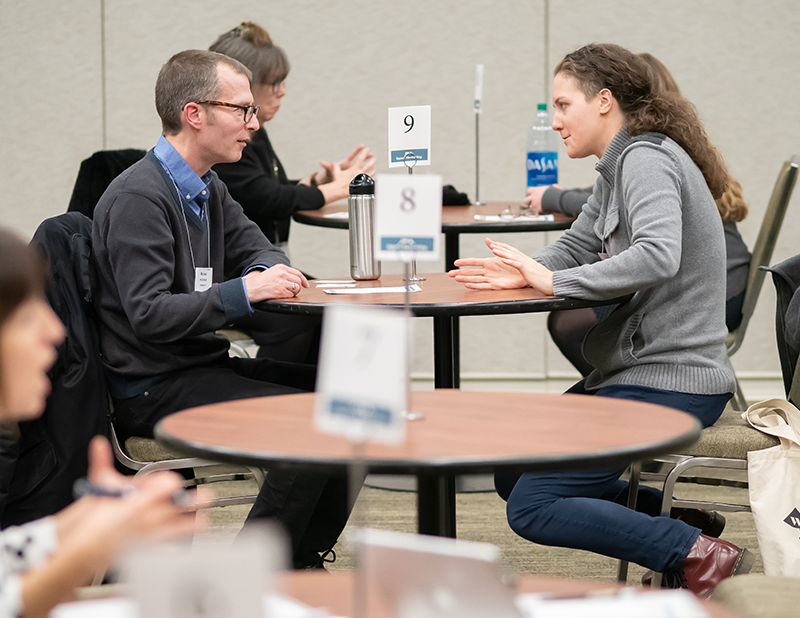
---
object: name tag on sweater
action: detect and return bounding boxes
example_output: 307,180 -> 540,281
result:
195,267 -> 213,292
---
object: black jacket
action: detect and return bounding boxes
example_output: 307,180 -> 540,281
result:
0,213 -> 110,527
767,252 -> 800,403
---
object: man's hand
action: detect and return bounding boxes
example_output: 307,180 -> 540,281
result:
244,264 -> 309,303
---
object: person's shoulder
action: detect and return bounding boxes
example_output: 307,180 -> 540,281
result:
621,134 -> 681,171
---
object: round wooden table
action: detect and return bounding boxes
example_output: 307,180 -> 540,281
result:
293,201 -> 574,270
156,390 -> 700,537
282,571 -> 744,618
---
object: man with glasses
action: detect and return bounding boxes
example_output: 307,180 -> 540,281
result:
92,49 -> 350,569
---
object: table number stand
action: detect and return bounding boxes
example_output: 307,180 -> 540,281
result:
400,256 -> 422,421
474,63 -> 483,206
402,152 -> 425,282
347,440 -> 369,618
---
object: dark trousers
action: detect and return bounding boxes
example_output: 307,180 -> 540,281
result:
495,380 -> 731,572
113,356 -> 353,568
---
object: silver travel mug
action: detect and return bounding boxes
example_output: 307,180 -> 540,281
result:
348,174 -> 381,280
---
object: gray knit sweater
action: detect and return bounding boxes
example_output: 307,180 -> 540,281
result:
93,150 -> 289,396
535,130 -> 736,395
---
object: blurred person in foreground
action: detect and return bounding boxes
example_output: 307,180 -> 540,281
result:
0,227 -> 198,618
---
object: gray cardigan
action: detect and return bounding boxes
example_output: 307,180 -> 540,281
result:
93,150 -> 289,396
535,130 -> 736,395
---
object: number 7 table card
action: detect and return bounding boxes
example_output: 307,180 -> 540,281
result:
315,305 -> 407,444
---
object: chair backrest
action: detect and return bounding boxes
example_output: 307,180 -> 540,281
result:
67,149 -> 146,219
766,252 -> 800,405
727,155 -> 799,356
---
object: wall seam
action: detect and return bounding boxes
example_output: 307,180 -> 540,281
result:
100,0 -> 107,149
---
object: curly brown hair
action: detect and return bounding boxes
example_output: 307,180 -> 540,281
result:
637,52 -> 747,222
555,44 -> 728,199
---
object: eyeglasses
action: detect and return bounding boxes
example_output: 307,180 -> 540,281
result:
196,100 -> 259,123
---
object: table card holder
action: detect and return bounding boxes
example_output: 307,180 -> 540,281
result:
403,152 -> 424,283
474,63 -> 484,205
314,304 -> 410,618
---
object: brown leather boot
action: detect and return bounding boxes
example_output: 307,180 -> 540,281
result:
642,534 -> 754,598
670,508 -> 726,538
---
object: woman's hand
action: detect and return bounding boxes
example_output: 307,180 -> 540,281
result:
313,145 -> 376,204
54,437 -> 203,571
486,238 -> 554,294
524,183 -> 564,214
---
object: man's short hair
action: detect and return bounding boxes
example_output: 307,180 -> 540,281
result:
155,49 -> 253,136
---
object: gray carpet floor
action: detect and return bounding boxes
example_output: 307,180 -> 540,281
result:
196,473 -> 761,588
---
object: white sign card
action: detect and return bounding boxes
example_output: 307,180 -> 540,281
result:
374,174 -> 442,262
474,64 -> 484,113
388,105 -> 431,168
315,305 -> 407,444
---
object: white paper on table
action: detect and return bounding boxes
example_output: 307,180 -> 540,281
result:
322,284 -> 421,295
51,594 -> 331,618
515,589 -> 708,618
473,214 -> 555,222
375,174 -> 442,262
323,212 -> 349,219
388,105 -> 431,168
315,305 -> 407,444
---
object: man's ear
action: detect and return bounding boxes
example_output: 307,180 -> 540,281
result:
597,88 -> 615,116
183,102 -> 204,130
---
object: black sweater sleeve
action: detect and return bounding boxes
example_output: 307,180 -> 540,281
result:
214,129 -> 324,242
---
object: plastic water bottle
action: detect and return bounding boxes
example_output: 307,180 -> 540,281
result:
526,103 -> 558,187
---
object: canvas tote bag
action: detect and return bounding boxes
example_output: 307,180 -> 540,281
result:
743,398 -> 800,575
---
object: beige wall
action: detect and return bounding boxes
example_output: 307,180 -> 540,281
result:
1,0 -> 798,387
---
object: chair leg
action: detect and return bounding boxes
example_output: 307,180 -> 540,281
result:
730,375 -> 747,411
617,461 -> 641,583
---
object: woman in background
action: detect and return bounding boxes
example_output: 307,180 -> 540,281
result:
210,21 -> 375,248
210,21 -> 375,363
525,53 -> 751,376
0,228 -> 198,618
450,44 -> 751,598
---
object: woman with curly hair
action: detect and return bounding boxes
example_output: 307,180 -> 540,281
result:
531,52 -> 751,375
450,43 -> 751,597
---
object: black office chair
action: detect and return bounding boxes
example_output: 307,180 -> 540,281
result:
726,156 -> 799,410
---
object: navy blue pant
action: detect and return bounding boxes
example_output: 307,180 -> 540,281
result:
495,380 -> 731,572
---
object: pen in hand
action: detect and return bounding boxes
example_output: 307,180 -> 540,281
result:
73,477 -> 195,508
